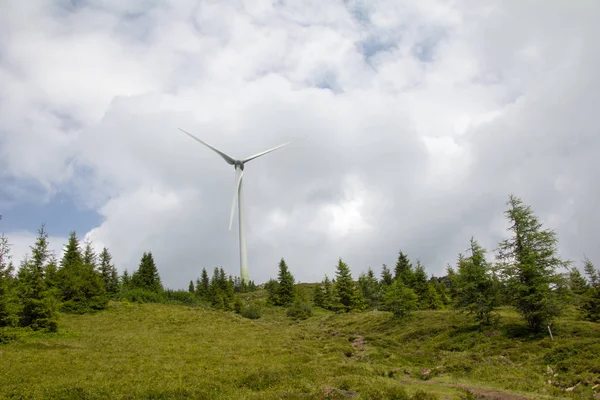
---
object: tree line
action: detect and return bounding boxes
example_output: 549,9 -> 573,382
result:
2,194 -> 599,336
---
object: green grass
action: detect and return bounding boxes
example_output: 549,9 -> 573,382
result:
1,299 -> 599,399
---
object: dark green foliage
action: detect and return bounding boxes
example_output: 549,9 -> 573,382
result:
333,258 -> 364,312
497,194 -> 569,332
568,267 -> 588,296
358,267 -> 381,309
580,258 -> 600,322
131,251 -> 162,293
286,299 -> 312,320
82,239 -> 97,270
240,304 -> 261,319
312,281 -> 325,307
16,225 -> 59,332
188,280 -> 194,293
273,258 -> 295,307
381,279 -> 418,317
264,278 -> 279,305
56,232 -> 108,313
207,267 -> 234,310
98,247 -> 119,295
451,238 -> 497,324
121,269 -> 131,289
197,268 -> 210,299
380,264 -> 393,287
394,251 -> 415,287
0,230 -> 17,328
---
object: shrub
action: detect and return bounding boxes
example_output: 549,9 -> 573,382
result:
241,304 -> 261,320
286,301 -> 312,320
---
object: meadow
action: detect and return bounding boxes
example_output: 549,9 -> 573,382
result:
2,294 -> 599,400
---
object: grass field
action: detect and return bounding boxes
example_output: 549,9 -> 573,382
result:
1,297 -> 599,399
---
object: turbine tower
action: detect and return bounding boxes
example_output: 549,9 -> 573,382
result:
179,128 -> 290,284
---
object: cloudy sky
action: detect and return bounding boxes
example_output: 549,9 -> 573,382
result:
1,0 -> 598,289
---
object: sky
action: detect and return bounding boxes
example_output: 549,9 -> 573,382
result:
1,0 -> 599,289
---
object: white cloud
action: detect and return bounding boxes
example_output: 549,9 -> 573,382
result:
2,0 -> 600,288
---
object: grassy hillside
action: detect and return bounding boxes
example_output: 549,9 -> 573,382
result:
1,297 -> 599,399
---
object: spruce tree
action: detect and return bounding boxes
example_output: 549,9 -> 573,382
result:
82,239 -> 97,270
265,278 -> 279,306
333,258 -> 360,312
188,280 -> 195,293
275,258 -> 295,307
497,195 -> 569,332
17,225 -> 59,331
580,258 -> 600,322
412,261 -> 431,308
0,229 -> 17,327
121,270 -> 131,289
382,279 -> 418,317
131,252 -> 162,293
197,268 -> 210,299
394,251 -> 415,287
312,283 -> 325,308
322,275 -> 335,310
452,238 -> 497,324
57,232 -> 107,312
380,264 -> 393,288
99,247 -> 119,294
358,268 -> 380,309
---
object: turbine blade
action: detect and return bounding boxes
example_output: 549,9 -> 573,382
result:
179,128 -> 236,165
242,142 -> 291,163
229,167 -> 244,230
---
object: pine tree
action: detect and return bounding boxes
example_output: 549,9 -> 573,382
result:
131,252 -> 162,293
121,270 -> 131,289
333,258 -> 361,312
358,268 -> 380,309
580,258 -> 600,322
57,232 -> 107,312
0,228 -> 17,327
82,239 -> 97,270
382,279 -> 418,317
197,268 -> 210,299
312,283 -> 325,308
99,247 -> 119,294
452,238 -> 497,324
322,275 -> 335,310
412,261 -> 431,308
380,264 -> 393,287
265,278 -> 279,306
394,251 -> 415,287
17,225 -> 59,331
275,258 -> 295,307
188,280 -> 195,293
497,195 -> 569,332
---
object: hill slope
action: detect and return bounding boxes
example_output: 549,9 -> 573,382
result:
1,301 -> 599,399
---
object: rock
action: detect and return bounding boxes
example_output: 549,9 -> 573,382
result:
547,380 -> 552,385
565,383 -> 580,392
593,384 -> 599,390
594,393 -> 600,399
421,368 -> 431,376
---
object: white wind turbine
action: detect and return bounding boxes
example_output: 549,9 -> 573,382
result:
179,128 -> 290,284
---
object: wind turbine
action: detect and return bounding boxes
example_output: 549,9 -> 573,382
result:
179,128 -> 290,284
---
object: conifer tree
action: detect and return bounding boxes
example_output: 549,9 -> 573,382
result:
98,247 -> 119,294
333,258 -> 361,312
380,264 -> 393,287
17,225 -> 58,331
412,261 -> 431,308
452,238 -> 497,324
57,232 -> 107,312
0,228 -> 17,327
497,195 -> 569,331
394,251 -> 415,287
312,282 -> 325,308
265,278 -> 279,306
275,258 -> 295,307
197,268 -> 210,299
82,239 -> 97,270
580,258 -> 600,322
358,267 -> 380,309
131,251 -> 162,293
121,270 -> 131,289
382,279 -> 418,317
188,280 -> 195,293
